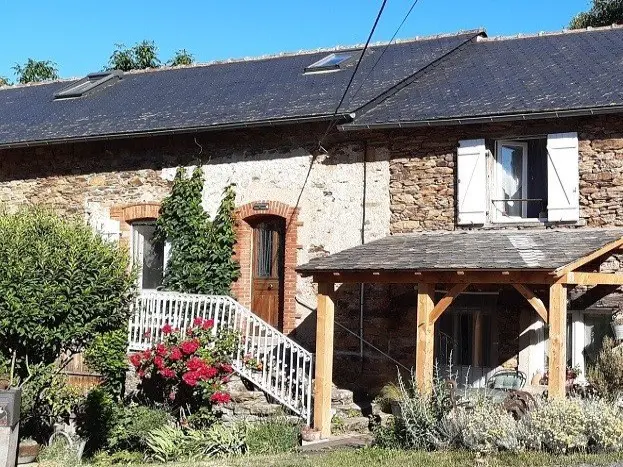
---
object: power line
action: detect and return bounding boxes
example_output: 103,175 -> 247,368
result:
318,0 -> 389,148
349,0 -> 420,103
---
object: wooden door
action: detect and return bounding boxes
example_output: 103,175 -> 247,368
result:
251,217 -> 285,329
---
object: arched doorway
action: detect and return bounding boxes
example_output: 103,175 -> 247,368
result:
249,216 -> 286,328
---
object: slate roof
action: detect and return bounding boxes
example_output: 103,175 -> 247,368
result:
348,26 -> 623,128
0,31 -> 478,147
297,230 -> 623,273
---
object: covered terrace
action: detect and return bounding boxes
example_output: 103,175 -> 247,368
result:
297,229 -> 623,437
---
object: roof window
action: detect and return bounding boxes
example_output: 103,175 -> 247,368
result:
304,53 -> 352,73
54,70 -> 122,99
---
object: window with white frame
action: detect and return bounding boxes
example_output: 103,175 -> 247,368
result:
131,221 -> 165,290
456,133 -> 579,226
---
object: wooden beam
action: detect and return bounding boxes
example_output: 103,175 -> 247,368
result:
311,271 -> 555,285
548,282 -> 568,399
314,282 -> 335,438
416,283 -> 435,393
554,237 -> 623,277
512,283 -> 548,323
561,272 -> 623,286
429,283 -> 469,323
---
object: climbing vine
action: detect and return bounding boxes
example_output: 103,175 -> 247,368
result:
155,167 -> 240,295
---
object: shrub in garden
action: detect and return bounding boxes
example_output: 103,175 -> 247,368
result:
584,399 -> 623,451
83,329 -> 129,399
0,208 -> 136,370
245,417 -> 301,455
130,318 -> 236,414
587,336 -> 623,399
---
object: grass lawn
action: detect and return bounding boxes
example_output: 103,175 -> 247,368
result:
127,448 -> 623,467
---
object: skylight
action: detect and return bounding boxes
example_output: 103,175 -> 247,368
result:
304,53 -> 352,73
54,71 -> 122,100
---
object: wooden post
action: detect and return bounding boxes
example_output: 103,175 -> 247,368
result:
416,283 -> 435,392
314,282 -> 335,438
472,311 -> 483,367
548,282 -> 567,399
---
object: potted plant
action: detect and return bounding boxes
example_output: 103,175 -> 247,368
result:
301,425 -> 321,442
375,383 -> 403,417
17,439 -> 40,464
612,310 -> 623,341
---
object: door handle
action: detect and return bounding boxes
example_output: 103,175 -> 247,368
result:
268,284 -> 273,290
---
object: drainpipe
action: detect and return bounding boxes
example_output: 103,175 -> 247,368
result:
359,143 -> 370,360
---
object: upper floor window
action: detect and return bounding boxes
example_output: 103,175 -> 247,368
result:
131,221 -> 165,290
457,133 -> 579,226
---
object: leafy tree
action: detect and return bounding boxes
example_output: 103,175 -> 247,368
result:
0,76 -> 10,87
108,40 -> 161,71
0,208 -> 136,375
155,167 -> 240,295
12,59 -> 59,84
169,49 -> 194,66
570,0 -> 623,28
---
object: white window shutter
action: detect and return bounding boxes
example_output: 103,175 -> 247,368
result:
457,139 -> 487,225
99,219 -> 121,243
547,132 -> 579,222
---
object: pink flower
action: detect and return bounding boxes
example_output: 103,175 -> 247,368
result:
182,371 -> 198,387
138,370 -> 145,378
169,347 -> 182,361
159,368 -> 176,379
193,317 -> 204,327
187,356 -> 207,372
210,391 -> 231,404
180,340 -> 200,355
162,324 -> 173,335
202,319 -> 214,330
142,350 -> 152,360
156,343 -> 167,356
154,356 -> 165,369
129,353 -> 142,368
220,363 -> 233,374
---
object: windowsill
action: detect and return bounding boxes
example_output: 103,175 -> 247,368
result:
491,217 -> 543,224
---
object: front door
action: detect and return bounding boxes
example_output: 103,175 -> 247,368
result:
251,217 -> 285,329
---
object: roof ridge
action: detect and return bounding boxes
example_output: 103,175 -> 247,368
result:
479,23 -> 623,42
0,29 -> 485,91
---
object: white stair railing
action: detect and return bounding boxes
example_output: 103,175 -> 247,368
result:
128,291 -> 314,425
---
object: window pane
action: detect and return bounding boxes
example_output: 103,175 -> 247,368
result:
133,223 -> 164,289
256,225 -> 273,278
584,314 -> 613,368
499,145 -> 524,217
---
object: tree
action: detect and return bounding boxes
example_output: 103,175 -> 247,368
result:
570,0 -> 623,29
0,209 -> 136,374
12,59 -> 59,84
108,40 -> 161,71
0,76 -> 10,87
169,49 -> 194,66
155,167 -> 240,295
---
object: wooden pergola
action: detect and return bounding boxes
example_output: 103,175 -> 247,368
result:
298,230 -> 623,438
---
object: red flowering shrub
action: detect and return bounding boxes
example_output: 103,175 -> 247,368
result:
129,318 -> 237,414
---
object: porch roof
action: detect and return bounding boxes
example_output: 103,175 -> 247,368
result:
297,229 -> 623,275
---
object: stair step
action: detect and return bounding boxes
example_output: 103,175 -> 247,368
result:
333,416 -> 371,434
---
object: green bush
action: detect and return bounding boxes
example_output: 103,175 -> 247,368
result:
83,329 -> 129,399
38,438 -> 82,467
19,363 -> 83,443
0,209 -> 136,371
77,387 -> 171,455
587,337 -> 623,399
155,168 -> 239,295
584,399 -> 623,452
245,418 -> 300,454
90,450 -> 144,465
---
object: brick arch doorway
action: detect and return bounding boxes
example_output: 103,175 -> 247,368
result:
248,215 -> 286,329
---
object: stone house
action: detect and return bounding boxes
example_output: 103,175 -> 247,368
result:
1,26 -> 623,416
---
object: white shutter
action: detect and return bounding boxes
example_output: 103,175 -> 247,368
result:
547,132 -> 579,222
457,139 -> 487,225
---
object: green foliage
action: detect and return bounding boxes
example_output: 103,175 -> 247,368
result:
587,337 -> 623,398
583,399 -> 623,451
0,209 -> 136,371
83,329 -> 128,398
245,418 -> 301,454
375,383 -> 403,413
169,49 -> 194,66
19,363 -> 83,442
77,387 -> 172,455
12,59 -> 59,84
0,76 -> 10,87
90,450 -> 144,465
145,423 -> 246,461
570,0 -> 623,28
108,40 -> 160,71
38,438 -> 82,467
155,167 -> 239,295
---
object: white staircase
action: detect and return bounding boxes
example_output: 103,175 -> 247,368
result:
127,291 -> 314,425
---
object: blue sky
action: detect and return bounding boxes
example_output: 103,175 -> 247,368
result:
1,0 -> 590,80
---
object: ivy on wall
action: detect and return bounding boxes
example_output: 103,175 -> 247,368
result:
155,167 -> 240,295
